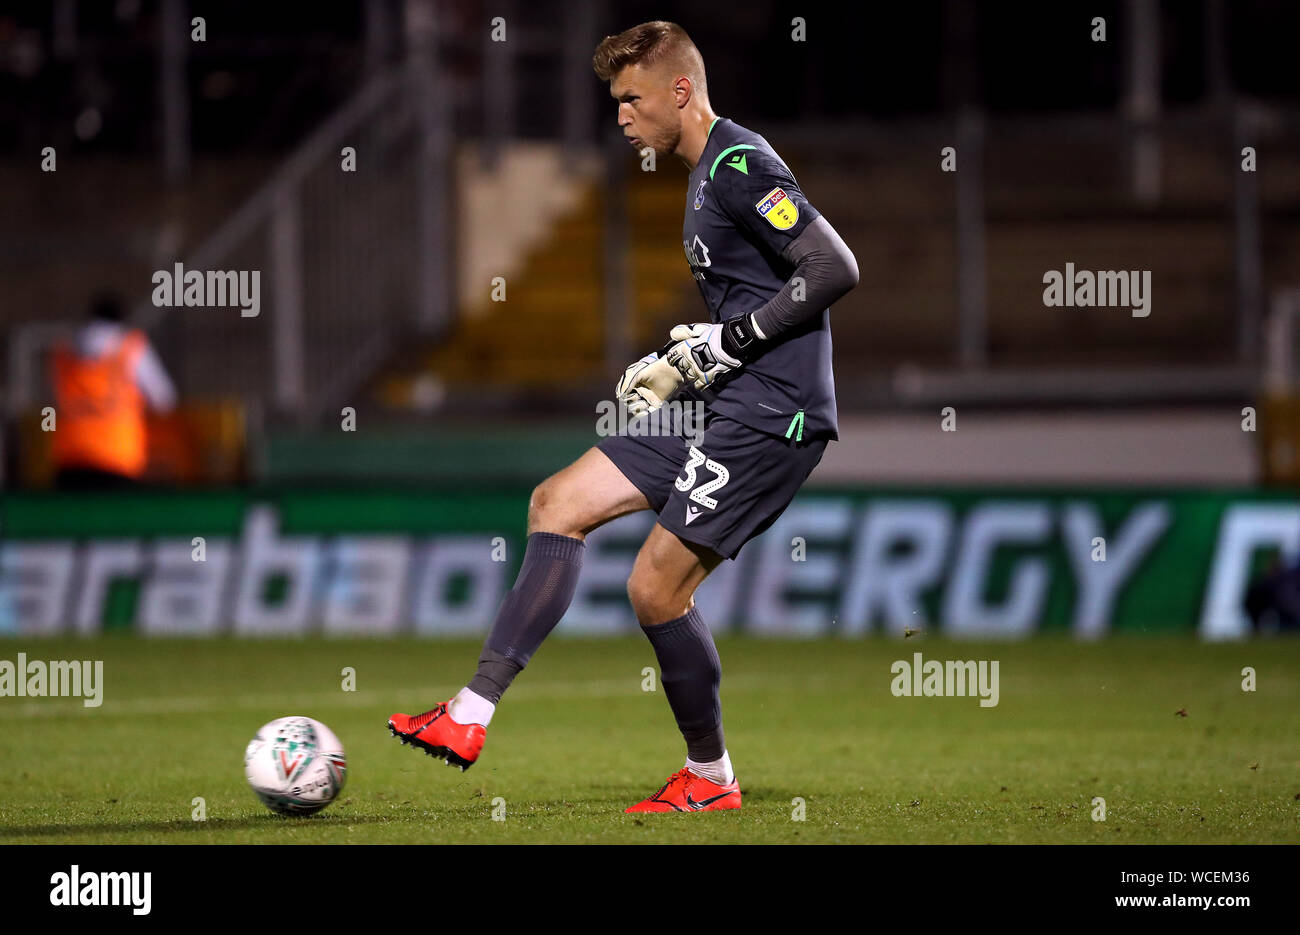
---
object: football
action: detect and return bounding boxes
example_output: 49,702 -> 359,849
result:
244,716 -> 347,816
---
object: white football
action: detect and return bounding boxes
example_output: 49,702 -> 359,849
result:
244,716 -> 347,816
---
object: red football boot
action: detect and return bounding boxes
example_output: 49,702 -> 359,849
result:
625,767 -> 742,813
388,701 -> 485,770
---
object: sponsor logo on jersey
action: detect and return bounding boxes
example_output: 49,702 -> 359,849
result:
694,179 -> 708,210
683,234 -> 711,280
755,186 -> 798,230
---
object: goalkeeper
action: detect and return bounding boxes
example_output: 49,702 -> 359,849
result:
389,20 -> 858,813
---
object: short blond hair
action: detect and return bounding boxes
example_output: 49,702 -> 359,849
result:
592,20 -> 707,97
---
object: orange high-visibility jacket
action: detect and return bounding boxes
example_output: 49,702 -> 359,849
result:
51,329 -> 149,478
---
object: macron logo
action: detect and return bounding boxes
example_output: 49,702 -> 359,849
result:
50,865 -> 151,916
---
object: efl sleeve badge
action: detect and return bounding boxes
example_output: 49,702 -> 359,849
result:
754,187 -> 799,230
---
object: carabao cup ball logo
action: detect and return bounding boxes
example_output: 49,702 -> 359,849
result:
246,716 -> 346,815
270,717 -> 318,783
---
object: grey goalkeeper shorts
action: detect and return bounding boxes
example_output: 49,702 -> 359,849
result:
597,406 -> 828,560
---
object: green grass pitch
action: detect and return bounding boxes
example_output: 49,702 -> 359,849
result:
1,635 -> 1297,843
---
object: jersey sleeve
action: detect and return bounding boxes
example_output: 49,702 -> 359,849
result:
711,146 -> 822,260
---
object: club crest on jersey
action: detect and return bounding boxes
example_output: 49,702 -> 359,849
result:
755,187 -> 798,230
694,179 -> 707,210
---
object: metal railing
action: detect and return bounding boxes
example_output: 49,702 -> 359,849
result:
1266,288 -> 1300,395
740,99 -> 1300,408
144,67 -> 443,425
6,0 -> 604,427
9,3 -> 1300,422
6,66 -> 445,427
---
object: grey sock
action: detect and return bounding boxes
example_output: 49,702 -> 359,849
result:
467,532 -> 585,704
642,606 -> 725,762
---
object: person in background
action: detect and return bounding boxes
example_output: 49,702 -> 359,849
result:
1245,556 -> 1300,634
49,294 -> 177,490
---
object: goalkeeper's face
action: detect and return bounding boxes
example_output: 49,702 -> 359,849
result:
610,63 -> 683,160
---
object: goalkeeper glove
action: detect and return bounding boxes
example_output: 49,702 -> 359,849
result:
615,344 -> 685,418
666,314 -> 764,391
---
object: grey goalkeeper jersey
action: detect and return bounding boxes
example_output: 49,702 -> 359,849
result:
680,116 -> 838,441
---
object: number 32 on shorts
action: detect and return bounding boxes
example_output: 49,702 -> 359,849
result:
674,445 -> 729,509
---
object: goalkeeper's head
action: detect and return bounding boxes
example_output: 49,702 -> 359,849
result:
593,20 -> 711,163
